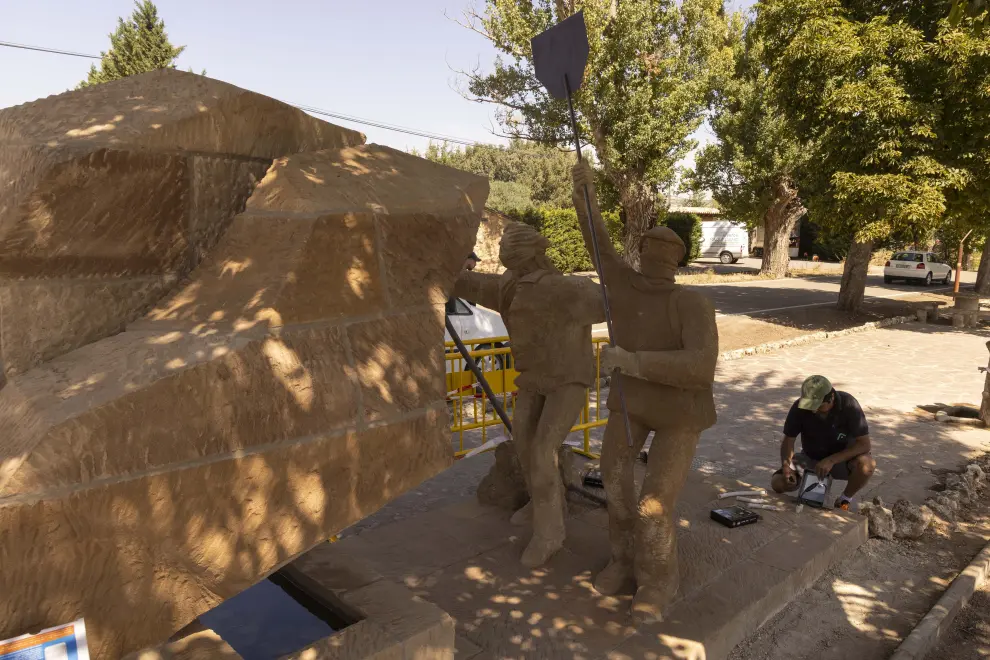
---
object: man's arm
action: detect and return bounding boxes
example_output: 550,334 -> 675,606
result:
572,162 -> 625,282
615,291 -> 718,389
817,436 -> 871,478
452,271 -> 502,312
560,276 -> 606,325
781,435 -> 797,469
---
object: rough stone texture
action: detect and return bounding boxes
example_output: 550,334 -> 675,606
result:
0,69 -> 364,378
476,440 -> 530,511
327,471 -> 867,660
453,221 -> 605,569
471,208 -> 510,274
892,499 -> 934,539
571,162 -> 719,624
0,129 -> 487,656
862,496 -> 895,540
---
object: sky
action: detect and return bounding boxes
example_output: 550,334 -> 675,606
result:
1,0 -> 756,154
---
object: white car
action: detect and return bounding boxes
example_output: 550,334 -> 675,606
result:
444,297 -> 510,370
884,251 -> 953,286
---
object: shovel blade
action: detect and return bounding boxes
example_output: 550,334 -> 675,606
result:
531,10 -> 590,100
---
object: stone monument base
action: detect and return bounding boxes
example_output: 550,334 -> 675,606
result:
317,469 -> 866,660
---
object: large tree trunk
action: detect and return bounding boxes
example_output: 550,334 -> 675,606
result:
977,238 -> 990,294
837,239 -> 874,312
761,176 -> 805,278
618,180 -> 658,271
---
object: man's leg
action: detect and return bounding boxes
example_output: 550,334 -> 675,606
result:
593,412 -> 651,596
632,426 -> 701,625
839,454 -> 876,499
521,384 -> 586,568
509,388 -> 544,525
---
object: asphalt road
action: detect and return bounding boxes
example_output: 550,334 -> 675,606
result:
695,273 -> 960,318
590,267 -> 976,335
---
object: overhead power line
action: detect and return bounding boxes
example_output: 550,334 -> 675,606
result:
0,39 -> 482,146
0,40 -> 99,59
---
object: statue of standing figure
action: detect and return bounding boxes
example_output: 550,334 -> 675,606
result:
571,162 -> 719,625
454,223 -> 604,567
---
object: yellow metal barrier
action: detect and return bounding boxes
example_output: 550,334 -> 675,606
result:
445,336 -> 608,459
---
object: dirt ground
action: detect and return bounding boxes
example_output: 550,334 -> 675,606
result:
930,584 -> 990,659
716,291 -> 954,352
729,454 -> 990,660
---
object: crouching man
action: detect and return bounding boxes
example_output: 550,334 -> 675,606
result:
772,375 -> 877,511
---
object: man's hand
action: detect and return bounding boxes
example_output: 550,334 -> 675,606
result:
815,457 -> 837,479
780,464 -> 798,489
572,161 -> 596,203
600,345 -> 639,376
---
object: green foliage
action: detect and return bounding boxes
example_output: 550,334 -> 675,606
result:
80,1 -> 185,88
508,207 -> 623,273
756,0 -> 964,249
692,19 -> 807,230
661,212 -> 703,266
456,0 -> 735,257
416,139 -> 575,208
487,181 -> 534,215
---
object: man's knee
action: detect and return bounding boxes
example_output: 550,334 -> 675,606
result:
852,454 -> 876,477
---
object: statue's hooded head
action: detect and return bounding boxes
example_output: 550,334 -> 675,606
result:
499,222 -> 555,274
640,226 -> 685,281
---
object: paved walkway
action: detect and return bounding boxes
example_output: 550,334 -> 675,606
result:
348,322 -> 990,535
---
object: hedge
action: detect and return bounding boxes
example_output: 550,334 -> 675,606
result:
661,212 -> 703,266
508,207 -> 624,273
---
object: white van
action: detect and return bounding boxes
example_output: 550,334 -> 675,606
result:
700,221 -> 749,264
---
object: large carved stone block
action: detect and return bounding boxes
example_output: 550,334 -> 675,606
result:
0,138 -> 487,656
0,69 -> 365,378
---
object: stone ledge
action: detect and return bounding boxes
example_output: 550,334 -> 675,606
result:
889,538 -> 990,660
718,315 -> 915,363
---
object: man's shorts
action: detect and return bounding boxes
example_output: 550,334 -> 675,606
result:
773,452 -> 868,482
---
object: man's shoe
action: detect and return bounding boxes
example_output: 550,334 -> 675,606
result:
835,499 -> 851,511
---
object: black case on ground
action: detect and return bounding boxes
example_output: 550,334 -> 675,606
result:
710,505 -> 761,528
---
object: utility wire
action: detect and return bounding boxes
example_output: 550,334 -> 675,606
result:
0,40 -> 99,59
0,39 -> 483,146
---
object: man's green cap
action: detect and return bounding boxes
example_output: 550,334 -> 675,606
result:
798,375 -> 833,411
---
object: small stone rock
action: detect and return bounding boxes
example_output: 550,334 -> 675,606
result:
946,473 -> 964,490
892,499 -> 934,539
862,496 -> 895,540
926,498 -> 955,521
936,494 -> 960,512
966,464 -> 986,486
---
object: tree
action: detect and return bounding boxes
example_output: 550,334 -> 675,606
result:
758,0 -> 963,311
80,1 -> 185,88
416,139 -> 576,210
454,0 -> 734,269
692,20 -> 808,277
931,6 -> 990,290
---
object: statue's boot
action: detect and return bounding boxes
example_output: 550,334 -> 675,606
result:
593,558 -> 635,595
509,501 -> 533,526
521,532 -> 564,568
631,580 -> 678,626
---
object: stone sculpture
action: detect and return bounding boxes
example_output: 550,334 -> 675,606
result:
0,71 -> 487,658
0,69 -> 364,384
572,162 -> 719,624
454,223 -> 604,567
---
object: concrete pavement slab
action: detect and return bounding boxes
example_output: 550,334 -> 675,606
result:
326,472 -> 867,659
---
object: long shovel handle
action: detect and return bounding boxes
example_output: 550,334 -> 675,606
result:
565,74 -> 635,448
446,316 -> 513,433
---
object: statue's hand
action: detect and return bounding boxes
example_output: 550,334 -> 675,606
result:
572,161 -> 596,203
600,345 -> 638,376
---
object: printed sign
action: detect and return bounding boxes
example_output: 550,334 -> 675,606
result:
0,620 -> 90,660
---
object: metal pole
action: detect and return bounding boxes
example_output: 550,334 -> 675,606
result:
445,316 -> 512,433
564,73 -> 635,448
956,229 -> 973,295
